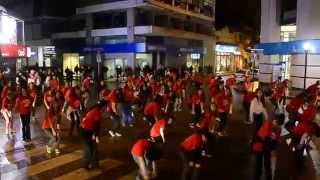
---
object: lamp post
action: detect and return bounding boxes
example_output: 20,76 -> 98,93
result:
303,42 -> 314,89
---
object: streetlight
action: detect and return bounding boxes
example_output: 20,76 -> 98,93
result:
303,42 -> 314,89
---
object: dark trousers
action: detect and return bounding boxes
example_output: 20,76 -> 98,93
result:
70,111 -> 80,135
254,151 -> 272,180
192,105 -> 202,124
253,113 -> 264,137
20,114 -> 31,140
111,114 -> 121,132
243,102 -> 250,122
218,112 -> 228,132
80,128 -> 98,167
180,151 -> 201,180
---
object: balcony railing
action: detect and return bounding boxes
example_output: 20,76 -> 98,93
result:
157,0 -> 214,17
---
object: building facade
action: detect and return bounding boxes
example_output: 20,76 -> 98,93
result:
0,5 -> 27,80
52,0 -> 216,79
257,0 -> 320,88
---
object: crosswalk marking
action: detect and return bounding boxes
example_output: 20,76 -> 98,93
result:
53,159 -> 123,180
1,150 -> 83,180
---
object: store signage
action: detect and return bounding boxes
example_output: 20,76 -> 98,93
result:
216,44 -> 238,53
179,47 -> 203,53
43,46 -> 56,55
0,44 -> 26,58
191,53 -> 201,59
83,43 -> 146,53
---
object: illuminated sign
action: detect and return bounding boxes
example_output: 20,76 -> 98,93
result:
216,44 -> 241,55
0,44 -> 26,58
191,53 -> 201,59
0,14 -> 17,44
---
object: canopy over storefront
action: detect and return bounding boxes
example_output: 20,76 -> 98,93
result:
255,39 -> 320,55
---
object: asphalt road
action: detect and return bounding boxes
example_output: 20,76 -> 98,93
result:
0,84 -> 319,180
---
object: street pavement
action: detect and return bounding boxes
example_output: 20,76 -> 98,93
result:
0,85 -> 319,180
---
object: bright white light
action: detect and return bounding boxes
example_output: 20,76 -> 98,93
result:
303,42 -> 314,52
0,14 -> 17,44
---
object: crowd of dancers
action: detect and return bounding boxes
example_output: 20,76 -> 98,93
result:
0,67 -> 320,180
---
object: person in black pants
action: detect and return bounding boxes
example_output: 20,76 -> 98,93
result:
80,101 -> 107,170
15,87 -> 34,141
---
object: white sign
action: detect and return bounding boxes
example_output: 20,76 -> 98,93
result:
216,44 -> 238,53
0,14 -> 17,44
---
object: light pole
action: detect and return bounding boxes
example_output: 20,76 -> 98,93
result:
303,42 -> 314,89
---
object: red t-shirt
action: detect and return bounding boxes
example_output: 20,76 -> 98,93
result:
226,77 -> 236,88
173,83 -> 182,94
50,79 -> 59,90
83,78 -> 91,90
180,133 -> 203,152
215,92 -> 232,113
99,89 -> 110,100
243,92 -> 256,105
198,112 -> 215,130
150,120 -> 167,138
2,96 -> 13,110
123,86 -> 134,103
15,96 -> 33,115
191,94 -> 204,106
44,91 -> 55,106
131,139 -> 151,157
80,107 -> 104,131
144,102 -> 160,117
286,96 -> 304,114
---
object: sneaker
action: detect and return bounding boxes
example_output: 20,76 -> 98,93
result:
129,124 -> 134,127
115,132 -> 122,137
55,149 -> 61,155
46,145 -> 53,154
108,130 -> 115,137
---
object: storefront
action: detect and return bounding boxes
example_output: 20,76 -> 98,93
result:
27,46 -> 56,67
63,53 -> 80,75
0,44 -> 27,80
215,44 -> 242,74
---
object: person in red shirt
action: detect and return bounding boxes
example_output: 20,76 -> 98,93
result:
28,82 -> 38,122
173,79 -> 183,112
63,86 -> 82,136
80,100 -> 107,170
15,87 -> 34,141
150,119 -> 172,143
252,120 -> 280,180
107,88 -> 122,137
214,86 -> 233,136
190,89 -> 205,128
131,139 -> 162,179
122,82 -> 134,127
180,132 -> 207,180
144,96 -> 161,126
50,75 -> 60,91
82,76 -> 92,92
1,89 -> 14,135
1,82 -> 12,100
42,97 -> 62,155
226,74 -> 236,89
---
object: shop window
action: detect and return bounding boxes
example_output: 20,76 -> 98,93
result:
63,53 -> 80,76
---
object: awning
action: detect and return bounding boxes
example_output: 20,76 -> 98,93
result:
255,39 -> 320,55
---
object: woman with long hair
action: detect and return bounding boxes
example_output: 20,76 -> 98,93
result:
250,88 -> 268,136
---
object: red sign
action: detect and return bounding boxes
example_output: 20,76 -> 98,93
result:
0,44 -> 27,58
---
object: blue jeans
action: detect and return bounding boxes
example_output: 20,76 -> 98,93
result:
122,104 -> 133,125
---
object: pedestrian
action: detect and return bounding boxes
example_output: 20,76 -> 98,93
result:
150,118 -> 172,144
215,86 -> 233,137
63,86 -> 82,136
131,139 -> 162,179
15,87 -> 34,142
1,89 -> 15,136
80,100 -> 108,170
122,82 -> 134,127
190,89 -> 205,128
250,88 -> 268,136
243,91 -> 256,124
252,120 -> 279,180
107,88 -> 122,137
173,79 -> 183,112
180,132 -> 207,180
42,98 -> 62,155
143,96 -> 161,126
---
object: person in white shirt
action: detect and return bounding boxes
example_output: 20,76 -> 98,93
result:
250,88 -> 268,135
